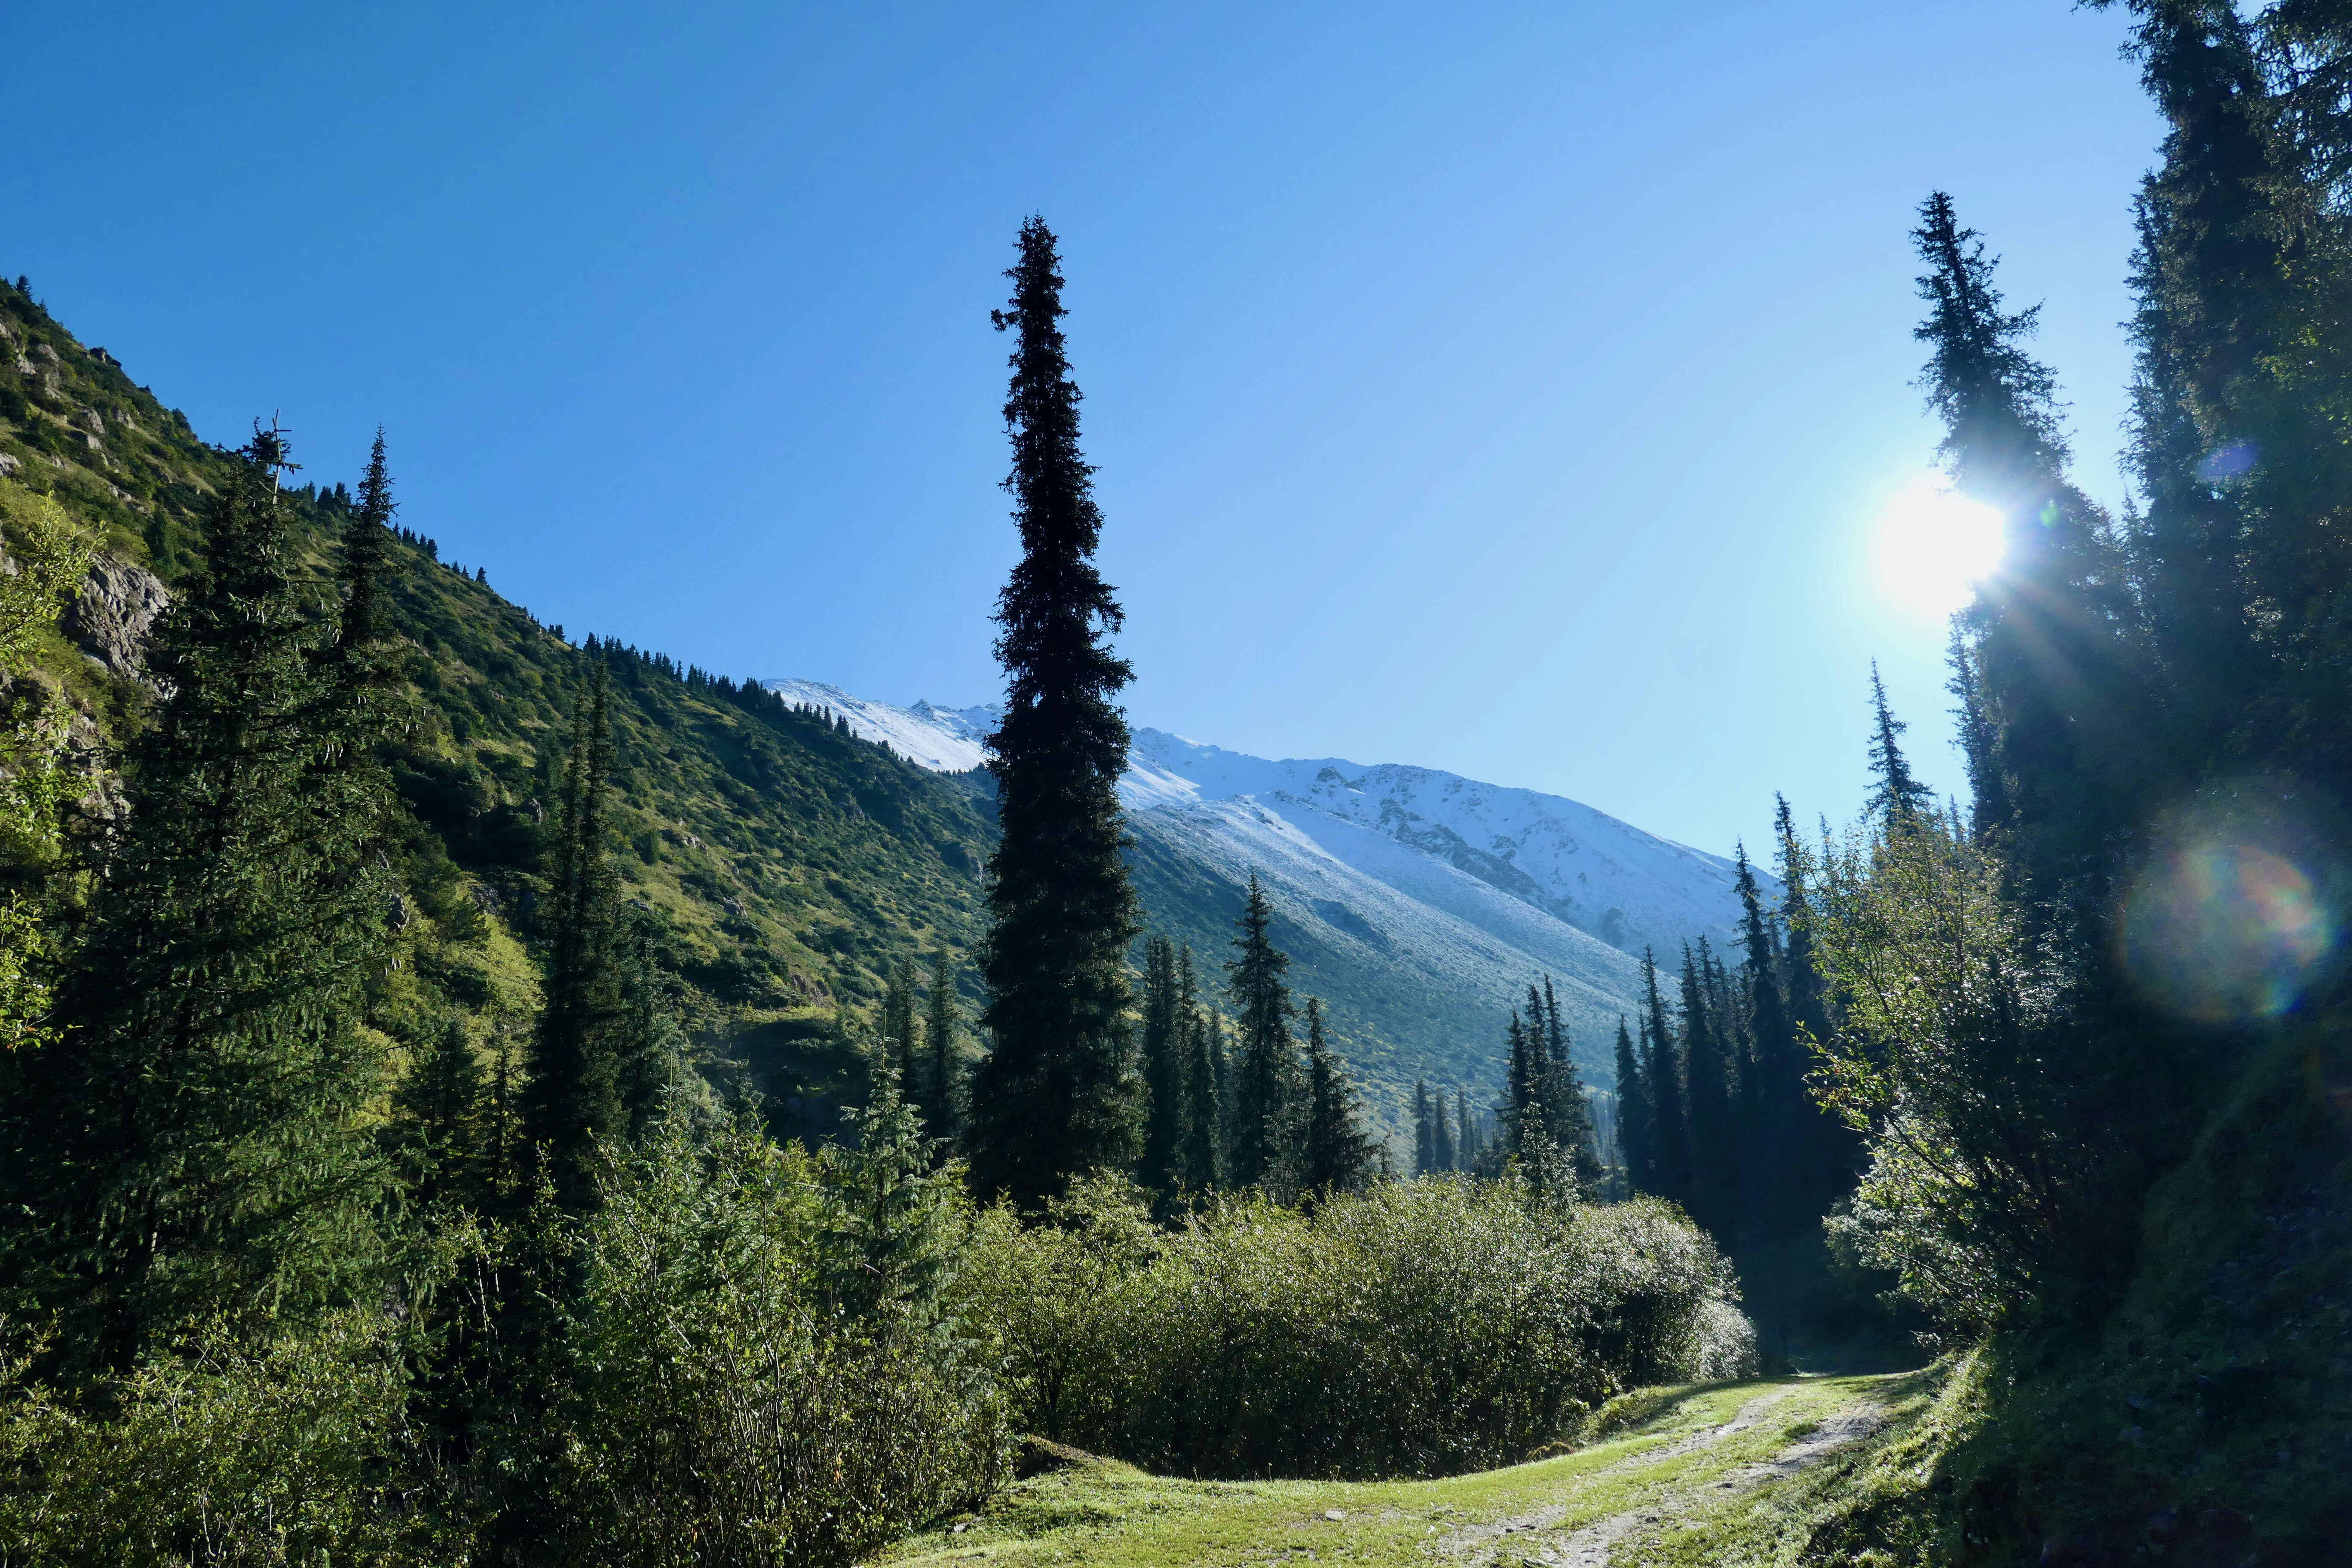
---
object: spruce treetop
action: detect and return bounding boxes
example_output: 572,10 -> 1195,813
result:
968,217 -> 1144,1207
1865,662 -> 1935,827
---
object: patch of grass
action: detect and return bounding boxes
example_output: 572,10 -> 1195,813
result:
879,1375 -> 1902,1568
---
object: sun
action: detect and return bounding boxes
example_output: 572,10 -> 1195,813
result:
1875,475 -> 2007,616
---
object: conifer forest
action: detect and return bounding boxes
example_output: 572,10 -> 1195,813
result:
3,2 -> 2352,1563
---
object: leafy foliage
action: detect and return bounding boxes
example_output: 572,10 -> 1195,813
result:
523,1119 -> 1009,1567
957,1174 -> 1748,1480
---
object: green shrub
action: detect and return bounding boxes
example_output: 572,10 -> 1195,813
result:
0,1310 -> 444,1566
523,1113 -> 1010,1566
957,1175 -> 1749,1479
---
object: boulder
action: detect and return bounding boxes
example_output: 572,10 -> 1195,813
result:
64,554 -> 171,685
0,453 -> 18,479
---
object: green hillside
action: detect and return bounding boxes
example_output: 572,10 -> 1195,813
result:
0,278 -> 995,1136
0,278 -> 1548,1154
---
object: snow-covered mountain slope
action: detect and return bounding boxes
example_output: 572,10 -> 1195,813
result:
1122,731 -> 1761,963
1121,794 -> 1641,1102
760,678 -> 1764,1129
765,680 -> 1762,963
764,679 -> 994,774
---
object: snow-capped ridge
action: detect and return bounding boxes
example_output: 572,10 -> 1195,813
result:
761,678 -> 1764,965
763,678 -> 993,773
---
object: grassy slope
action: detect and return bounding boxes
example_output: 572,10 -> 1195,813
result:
881,1372 -> 1922,1568
0,279 -> 995,1122
0,274 -> 1543,1142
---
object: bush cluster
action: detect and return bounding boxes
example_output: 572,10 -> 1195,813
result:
1,1115 -> 1009,1568
956,1175 -> 1753,1479
1,1146 -> 1758,1559
527,1121 -> 1009,1565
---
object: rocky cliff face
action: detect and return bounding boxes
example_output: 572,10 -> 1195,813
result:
63,554 -> 169,686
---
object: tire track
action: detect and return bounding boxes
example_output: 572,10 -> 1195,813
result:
1437,1389 -> 1882,1568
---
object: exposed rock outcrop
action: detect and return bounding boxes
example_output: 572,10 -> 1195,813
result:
63,554 -> 170,685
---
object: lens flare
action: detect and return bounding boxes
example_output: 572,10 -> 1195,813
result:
1875,476 -> 2006,616
2122,831 -> 2341,1025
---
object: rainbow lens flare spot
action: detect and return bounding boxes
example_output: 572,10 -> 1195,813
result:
2122,840 -> 2339,1023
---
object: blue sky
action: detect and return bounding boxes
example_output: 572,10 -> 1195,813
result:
2,2 -> 2160,856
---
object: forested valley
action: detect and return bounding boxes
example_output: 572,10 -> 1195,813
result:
3,1 -> 2352,1563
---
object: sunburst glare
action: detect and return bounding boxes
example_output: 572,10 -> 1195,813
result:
1874,475 -> 2007,616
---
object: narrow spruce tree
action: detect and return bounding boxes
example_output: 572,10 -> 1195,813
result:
1639,949 -> 1693,1207
885,960 -> 921,1096
320,429 -> 406,738
1537,975 -> 1602,1189
1413,1081 -> 1437,1176
1678,943 -> 1742,1240
968,217 -> 1143,1208
923,949 -> 963,1153
615,919 -> 686,1140
1612,1016 -> 1651,1194
1914,191 -> 2147,910
1865,663 -> 1934,827
1137,934 -> 1187,1200
1299,998 -> 1375,1198
1226,873 -> 1300,1192
1430,1085 -> 1457,1172
1455,1087 -> 1483,1173
1773,795 -> 1856,1224
524,660 -> 628,1213
1733,845 -> 1801,1237
1503,1010 -> 1537,1161
393,1017 -> 487,1212
1174,947 -> 1220,1192
6,429 -> 398,1364
1207,1004 -> 1234,1177
2116,6 -> 2273,772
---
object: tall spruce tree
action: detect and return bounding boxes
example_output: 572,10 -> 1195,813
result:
1299,998 -> 1375,1198
6,429 -> 398,1363
1226,873 -> 1300,1192
1413,1081 -> 1437,1176
524,660 -> 628,1213
885,960 -> 920,1096
1503,1010 -> 1537,1161
1137,934 -> 1188,1201
321,429 -> 405,739
1538,975 -> 1602,1190
1612,1015 -> 1651,1193
1865,664 -> 1935,827
1174,946 -> 1219,1192
968,217 -> 1143,1208
1772,795 -> 1855,1222
1733,845 -> 1801,1237
615,920 -> 686,1140
1678,943 -> 1742,1240
1639,949 -> 1692,1207
1204,1002 -> 1234,1183
923,949 -> 963,1152
393,1017 -> 487,1212
1455,1087 -> 1483,1173
1915,191 -> 2147,911
1430,1085 -> 1457,1172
